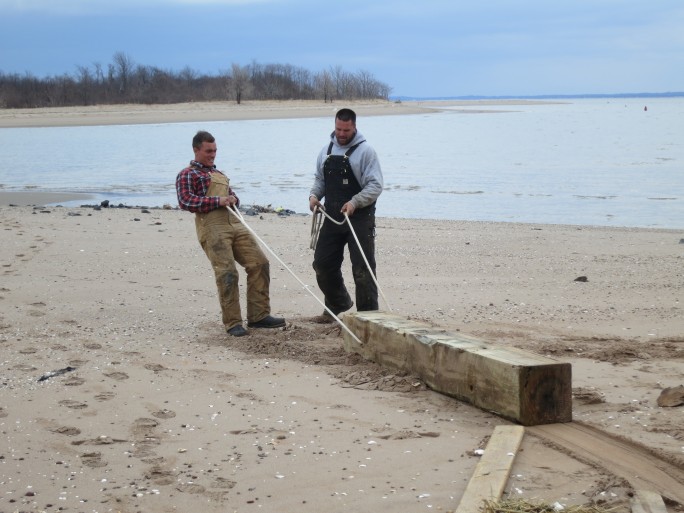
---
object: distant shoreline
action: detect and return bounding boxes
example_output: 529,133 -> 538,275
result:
392,92 -> 684,101
0,98 -> 562,128
0,191 -> 96,207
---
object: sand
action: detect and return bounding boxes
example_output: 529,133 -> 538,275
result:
0,98 -> 558,128
1,100 -> 683,513
0,99 -> 436,128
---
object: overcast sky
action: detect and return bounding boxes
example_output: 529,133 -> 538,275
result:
1,0 -> 683,98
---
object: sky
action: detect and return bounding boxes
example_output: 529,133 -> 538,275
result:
1,0 -> 683,98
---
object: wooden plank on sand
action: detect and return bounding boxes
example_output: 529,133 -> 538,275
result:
455,425 -> 525,513
342,311 -> 572,426
630,490 -> 667,513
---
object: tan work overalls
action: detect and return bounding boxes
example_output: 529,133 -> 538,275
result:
194,172 -> 271,330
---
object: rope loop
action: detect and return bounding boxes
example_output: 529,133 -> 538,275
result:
310,205 -> 392,312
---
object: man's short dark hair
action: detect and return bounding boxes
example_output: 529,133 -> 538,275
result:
193,130 -> 215,149
335,108 -> 356,124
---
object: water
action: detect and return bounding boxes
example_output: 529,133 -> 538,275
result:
1,98 -> 682,229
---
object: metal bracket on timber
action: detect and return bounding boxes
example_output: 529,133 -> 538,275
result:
342,311 -> 572,426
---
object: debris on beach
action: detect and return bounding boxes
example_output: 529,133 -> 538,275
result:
481,498 -> 618,513
37,366 -> 77,382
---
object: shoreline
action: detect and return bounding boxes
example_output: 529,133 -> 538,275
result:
0,98 -> 559,128
2,191 -> 681,231
0,190 -> 96,206
0,99 -> 433,128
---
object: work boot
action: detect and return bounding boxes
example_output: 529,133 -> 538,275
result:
311,301 -> 353,324
247,315 -> 286,329
311,310 -> 335,324
227,325 -> 248,337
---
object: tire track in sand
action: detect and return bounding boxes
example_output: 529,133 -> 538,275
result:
528,421 -> 684,506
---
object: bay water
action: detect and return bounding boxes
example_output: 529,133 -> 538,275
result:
1,98 -> 682,229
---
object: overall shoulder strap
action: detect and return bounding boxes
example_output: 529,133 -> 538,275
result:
345,140 -> 366,157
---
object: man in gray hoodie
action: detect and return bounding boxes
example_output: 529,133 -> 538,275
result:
308,108 -> 384,321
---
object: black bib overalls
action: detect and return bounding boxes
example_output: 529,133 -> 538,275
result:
312,141 -> 378,313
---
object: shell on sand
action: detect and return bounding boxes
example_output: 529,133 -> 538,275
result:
656,385 -> 684,407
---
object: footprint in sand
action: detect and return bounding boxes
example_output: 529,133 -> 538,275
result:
211,477 -> 237,490
151,409 -> 176,419
144,363 -> 167,372
176,483 -> 206,494
230,428 -> 261,435
145,466 -> 177,486
84,342 -> 102,350
58,399 -> 88,409
94,391 -> 115,401
51,425 -> 81,436
0,407 -> 8,418
131,417 -> 160,438
80,452 -> 107,468
377,430 -> 441,440
103,371 -> 129,381
130,418 -> 163,459
63,376 -> 85,386
72,436 -> 128,446
236,391 -> 262,402
131,442 -> 160,459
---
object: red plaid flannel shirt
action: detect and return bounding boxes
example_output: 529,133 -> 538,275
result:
175,161 -> 240,213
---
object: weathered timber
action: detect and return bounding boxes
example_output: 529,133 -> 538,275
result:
455,425 -> 525,513
631,490 -> 668,513
342,311 -> 572,426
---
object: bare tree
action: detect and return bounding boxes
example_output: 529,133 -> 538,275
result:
315,69 -> 334,102
231,63 -> 250,104
112,52 -> 135,98
75,65 -> 94,105
0,54 -> 391,108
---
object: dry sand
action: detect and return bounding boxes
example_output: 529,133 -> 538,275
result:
0,98 -> 558,128
0,99 -> 436,128
0,100 -> 683,513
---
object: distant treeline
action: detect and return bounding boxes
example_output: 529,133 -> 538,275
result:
0,52 -> 392,109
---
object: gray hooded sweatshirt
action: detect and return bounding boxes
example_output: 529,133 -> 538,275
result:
309,129 -> 384,210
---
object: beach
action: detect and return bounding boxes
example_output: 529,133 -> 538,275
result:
1,101 -> 683,513
0,99 -> 438,128
0,98 -> 558,128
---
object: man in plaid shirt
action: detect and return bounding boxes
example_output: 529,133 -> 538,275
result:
176,130 -> 285,337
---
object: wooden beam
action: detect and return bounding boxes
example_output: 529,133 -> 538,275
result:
455,425 -> 525,513
342,311 -> 572,426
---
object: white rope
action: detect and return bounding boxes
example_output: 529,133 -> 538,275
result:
226,206 -> 363,345
312,206 -> 392,312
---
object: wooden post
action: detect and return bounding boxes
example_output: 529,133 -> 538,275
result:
343,311 -> 572,426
